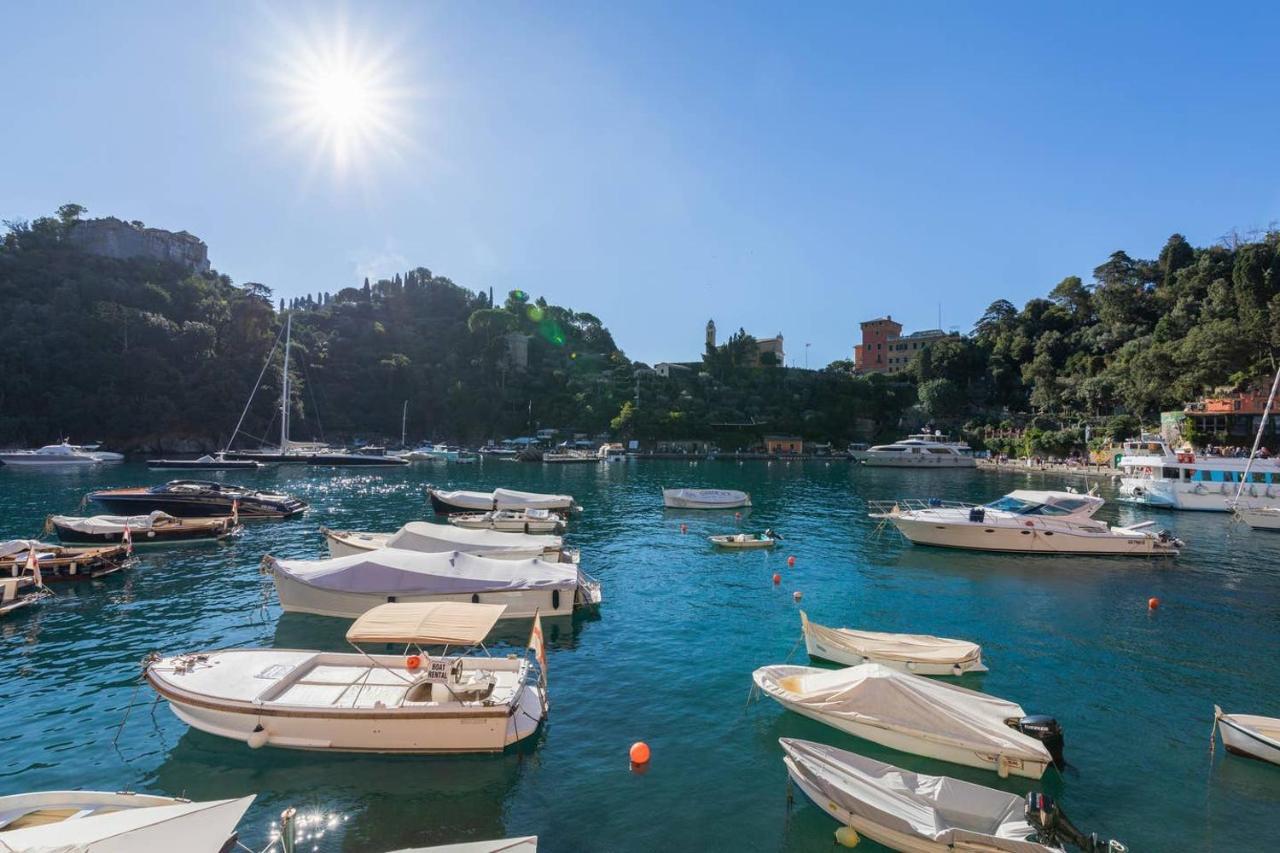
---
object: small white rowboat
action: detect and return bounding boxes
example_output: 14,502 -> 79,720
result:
662,488 -> 751,509
800,611 -> 987,675
1215,705 -> 1280,765
709,533 -> 776,550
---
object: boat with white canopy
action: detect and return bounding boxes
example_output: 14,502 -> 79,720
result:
450,509 -> 566,535
429,488 -> 579,516
753,663 -> 1061,779
321,521 -> 575,563
868,490 -> 1182,555
779,739 -> 1125,853
662,488 -> 751,509
47,511 -> 240,546
1213,706 -> 1280,765
800,611 -> 986,675
268,548 -> 601,620
0,791 -> 254,852
144,602 -> 548,753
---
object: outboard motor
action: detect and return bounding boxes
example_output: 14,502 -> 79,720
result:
968,506 -> 986,523
1007,714 -> 1065,769
1025,792 -> 1127,852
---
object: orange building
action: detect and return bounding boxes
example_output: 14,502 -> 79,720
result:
764,435 -> 804,454
853,316 -> 902,373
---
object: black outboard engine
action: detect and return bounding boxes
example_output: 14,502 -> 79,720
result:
1008,714 -> 1065,769
1025,792 -> 1127,852
968,506 -> 986,523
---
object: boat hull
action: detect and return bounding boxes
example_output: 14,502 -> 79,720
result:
450,516 -> 565,535
801,633 -> 986,676
273,571 -> 582,620
147,460 -> 262,471
51,518 -> 236,546
662,489 -> 751,509
88,492 -> 307,519
1237,507 -> 1280,530
861,456 -> 975,468
888,516 -> 1176,556
1119,477 -> 1280,512
1219,714 -> 1280,765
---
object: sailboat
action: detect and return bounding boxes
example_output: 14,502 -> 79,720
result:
1231,361 -> 1280,529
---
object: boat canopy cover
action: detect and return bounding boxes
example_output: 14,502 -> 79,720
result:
756,663 -> 1048,763
385,522 -> 561,554
0,795 -> 255,853
49,511 -> 179,535
1003,490 -> 1103,509
346,601 -> 508,645
272,548 -> 580,595
492,488 -> 574,510
663,488 -> 749,502
0,540 -> 45,558
431,489 -> 499,510
800,612 -> 983,666
779,739 -> 1047,852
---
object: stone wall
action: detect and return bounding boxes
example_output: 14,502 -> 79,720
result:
67,217 -> 211,273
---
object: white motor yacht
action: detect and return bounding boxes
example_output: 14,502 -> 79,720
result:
144,602 -> 548,754
868,490 -> 1182,555
1117,435 -> 1280,512
0,442 -> 102,467
858,432 -> 975,468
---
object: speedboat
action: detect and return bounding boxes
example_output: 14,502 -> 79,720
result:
753,663 -> 1062,779
308,450 -> 410,467
867,490 -> 1182,556
145,602 -> 549,753
73,443 -> 125,463
662,488 -> 751,509
0,791 -> 253,852
799,611 -> 986,675
1214,706 -> 1280,765
1117,435 -> 1280,511
428,488 -> 579,515
87,480 -> 308,519
321,521 -> 574,562
267,548 -> 600,620
709,532 -> 777,549
859,432 -> 976,468
779,738 -> 1125,853
147,453 -> 263,471
46,512 -> 240,546
449,509 -> 566,534
0,540 -> 132,582
0,442 -> 101,467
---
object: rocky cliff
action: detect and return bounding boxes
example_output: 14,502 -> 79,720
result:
67,217 -> 211,272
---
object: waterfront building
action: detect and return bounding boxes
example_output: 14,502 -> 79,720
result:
1162,389 -> 1280,446
853,316 -> 949,375
764,435 -> 804,454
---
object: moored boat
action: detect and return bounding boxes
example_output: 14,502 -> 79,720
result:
87,480 -> 308,519
0,540 -> 131,582
307,451 -> 410,467
1214,705 -> 1280,765
859,431 -> 976,468
0,442 -> 101,468
388,837 -> 538,853
46,511 -> 240,546
1117,435 -> 1280,512
0,571 -> 50,618
779,738 -> 1125,853
1235,505 -> 1280,531
449,509 -> 566,534
268,548 -> 601,620
0,791 -> 254,852
868,490 -> 1182,556
428,488 -> 579,516
321,521 -> 574,563
662,488 -> 751,509
800,611 -> 986,675
144,602 -> 549,753
753,663 -> 1061,779
708,532 -> 777,549
147,453 -> 263,471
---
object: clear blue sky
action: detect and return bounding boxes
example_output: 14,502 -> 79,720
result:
4,2 -> 1278,368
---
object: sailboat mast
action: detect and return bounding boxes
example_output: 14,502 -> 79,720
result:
401,400 -> 408,447
1233,361 -> 1280,505
281,313 -> 291,452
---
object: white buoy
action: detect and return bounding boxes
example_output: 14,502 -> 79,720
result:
248,724 -> 269,749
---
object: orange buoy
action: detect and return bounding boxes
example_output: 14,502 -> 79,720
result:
629,741 -> 651,764
1148,597 -> 1160,610
787,555 -> 796,567
772,572 -> 781,585
406,655 -> 423,670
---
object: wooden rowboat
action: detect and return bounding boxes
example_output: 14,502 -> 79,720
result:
0,542 -> 131,582
709,533 -> 777,550
1215,705 -> 1280,765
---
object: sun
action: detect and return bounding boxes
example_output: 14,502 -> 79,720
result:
256,12 -> 418,182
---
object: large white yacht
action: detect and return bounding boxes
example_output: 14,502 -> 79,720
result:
868,489 -> 1182,555
857,431 -> 975,468
0,442 -> 102,467
1117,435 -> 1280,512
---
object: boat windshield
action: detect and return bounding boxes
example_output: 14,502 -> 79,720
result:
984,496 -> 1081,516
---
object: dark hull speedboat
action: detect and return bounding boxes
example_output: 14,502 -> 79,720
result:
87,481 -> 308,519
306,453 -> 409,468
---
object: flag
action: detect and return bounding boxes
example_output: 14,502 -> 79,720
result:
24,546 -> 42,588
122,522 -> 133,555
527,610 -> 547,686
231,499 -> 239,525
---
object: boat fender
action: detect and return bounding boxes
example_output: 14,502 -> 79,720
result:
406,654 -> 423,671
905,661 -> 916,672
997,755 -> 1010,779
248,724 -> 269,749
471,593 -> 480,603
951,663 -> 963,676
834,826 -> 860,847
552,589 -> 561,610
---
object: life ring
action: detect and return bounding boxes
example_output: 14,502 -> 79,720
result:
406,655 -> 423,671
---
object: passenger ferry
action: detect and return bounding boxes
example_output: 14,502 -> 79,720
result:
1117,436 -> 1280,511
857,432 -> 975,468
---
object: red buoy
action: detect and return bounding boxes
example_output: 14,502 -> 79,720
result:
787,555 -> 796,567
630,741 -> 651,764
772,572 -> 781,585
1148,597 -> 1160,610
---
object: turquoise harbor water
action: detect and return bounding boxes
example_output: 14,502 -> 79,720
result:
2,460 -> 1279,851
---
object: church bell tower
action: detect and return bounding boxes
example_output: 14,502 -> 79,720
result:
706,319 -> 717,350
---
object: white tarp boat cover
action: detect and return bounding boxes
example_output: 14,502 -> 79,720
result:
663,488 -> 749,505
0,540 -> 46,558
756,664 -> 1049,766
0,795 -> 254,853
779,739 -> 1050,852
492,488 -> 575,510
801,612 -> 984,667
431,489 -> 497,510
49,512 -> 180,535
272,548 -> 581,595
385,522 -> 561,556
